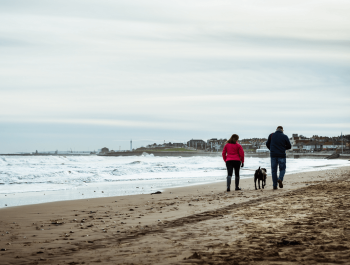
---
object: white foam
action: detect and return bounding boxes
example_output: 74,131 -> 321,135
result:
0,155 -> 348,207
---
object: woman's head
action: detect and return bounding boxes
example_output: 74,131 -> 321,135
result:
227,134 -> 239,144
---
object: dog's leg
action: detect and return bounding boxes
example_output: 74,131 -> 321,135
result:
258,179 -> 261,189
254,177 -> 257,190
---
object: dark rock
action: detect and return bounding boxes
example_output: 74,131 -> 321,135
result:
189,252 -> 201,259
277,238 -> 302,246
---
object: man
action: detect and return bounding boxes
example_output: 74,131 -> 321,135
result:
266,126 -> 291,189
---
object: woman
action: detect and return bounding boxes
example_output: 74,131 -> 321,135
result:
222,134 -> 244,191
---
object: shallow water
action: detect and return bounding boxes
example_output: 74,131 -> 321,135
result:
0,155 -> 348,208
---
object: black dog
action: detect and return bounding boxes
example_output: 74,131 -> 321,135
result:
254,167 -> 267,190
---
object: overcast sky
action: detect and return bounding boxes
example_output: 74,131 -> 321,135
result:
0,0 -> 349,152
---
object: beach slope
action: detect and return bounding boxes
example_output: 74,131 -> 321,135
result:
1,166 -> 349,264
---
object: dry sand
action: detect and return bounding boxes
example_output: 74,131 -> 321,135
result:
1,166 -> 350,264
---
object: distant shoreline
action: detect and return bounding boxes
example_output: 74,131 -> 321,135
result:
0,153 -> 91,156
99,151 -> 350,159
1,152 -> 349,159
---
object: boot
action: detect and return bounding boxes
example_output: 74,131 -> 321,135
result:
226,176 -> 232,191
235,176 -> 241,191
278,179 -> 283,188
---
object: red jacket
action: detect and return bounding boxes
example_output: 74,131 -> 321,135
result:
222,143 -> 245,163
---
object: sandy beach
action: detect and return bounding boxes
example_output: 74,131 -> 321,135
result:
1,165 -> 350,264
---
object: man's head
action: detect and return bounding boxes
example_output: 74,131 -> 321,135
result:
276,126 -> 283,132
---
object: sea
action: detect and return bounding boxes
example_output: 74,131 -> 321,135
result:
0,155 -> 348,208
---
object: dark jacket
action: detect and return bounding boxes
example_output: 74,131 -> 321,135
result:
266,130 -> 291,158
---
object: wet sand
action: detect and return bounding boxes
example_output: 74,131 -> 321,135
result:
1,166 -> 350,264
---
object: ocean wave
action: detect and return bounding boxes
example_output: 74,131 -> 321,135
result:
0,155 -> 348,194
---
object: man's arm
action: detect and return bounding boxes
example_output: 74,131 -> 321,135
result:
266,134 -> 272,150
285,136 -> 292,150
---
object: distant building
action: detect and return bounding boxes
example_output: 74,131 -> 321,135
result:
323,142 -> 341,150
187,139 -> 206,150
144,142 -> 185,149
206,138 -> 227,151
240,143 -> 254,150
302,142 -> 324,151
240,138 -> 267,149
163,142 -> 174,147
256,142 -> 270,153
100,147 -> 109,154
146,143 -> 157,148
173,143 -> 185,148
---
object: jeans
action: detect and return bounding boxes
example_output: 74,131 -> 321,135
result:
270,157 -> 286,187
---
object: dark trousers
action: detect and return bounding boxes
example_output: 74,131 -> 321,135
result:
225,160 -> 241,189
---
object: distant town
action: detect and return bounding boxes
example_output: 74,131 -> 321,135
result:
5,133 -> 349,156
98,133 -> 350,155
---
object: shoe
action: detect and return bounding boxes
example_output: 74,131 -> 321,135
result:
278,179 -> 283,188
227,188 -> 230,192
273,186 -> 278,190
235,187 -> 241,191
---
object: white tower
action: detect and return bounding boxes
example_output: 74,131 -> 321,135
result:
130,139 -> 132,151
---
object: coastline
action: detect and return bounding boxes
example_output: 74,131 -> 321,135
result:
4,151 -> 349,160
100,151 -> 350,159
1,165 -> 350,264
1,158 -> 348,209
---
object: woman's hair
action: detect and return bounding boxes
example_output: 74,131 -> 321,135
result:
227,134 -> 239,144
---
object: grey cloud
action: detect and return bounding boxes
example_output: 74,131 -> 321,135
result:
0,0 -> 349,152
0,37 -> 32,46
196,31 -> 350,49
0,0 -> 182,23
